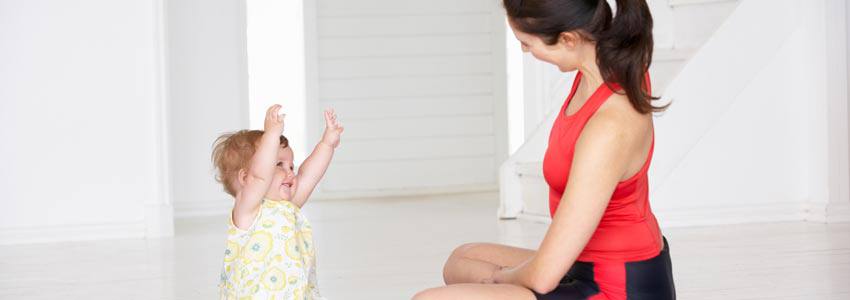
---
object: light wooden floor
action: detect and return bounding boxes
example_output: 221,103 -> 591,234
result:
1,192 -> 848,299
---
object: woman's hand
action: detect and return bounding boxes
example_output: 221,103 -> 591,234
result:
492,266 -> 519,284
320,108 -> 344,148
480,265 -> 516,285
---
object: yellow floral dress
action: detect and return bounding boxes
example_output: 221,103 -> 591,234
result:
219,199 -> 323,299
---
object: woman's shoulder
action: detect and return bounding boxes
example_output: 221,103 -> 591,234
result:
577,93 -> 652,154
594,93 -> 651,131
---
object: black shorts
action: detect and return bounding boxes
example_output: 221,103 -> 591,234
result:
534,237 -> 676,300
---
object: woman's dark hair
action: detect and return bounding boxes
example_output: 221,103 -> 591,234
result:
504,0 -> 665,113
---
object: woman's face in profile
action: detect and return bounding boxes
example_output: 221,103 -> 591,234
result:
508,20 -> 581,72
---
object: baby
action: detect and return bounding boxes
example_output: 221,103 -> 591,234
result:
213,104 -> 342,299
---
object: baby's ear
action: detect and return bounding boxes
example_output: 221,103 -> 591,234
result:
237,169 -> 248,187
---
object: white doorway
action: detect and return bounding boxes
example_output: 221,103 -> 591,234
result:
246,0 -> 308,164
505,20 -> 525,155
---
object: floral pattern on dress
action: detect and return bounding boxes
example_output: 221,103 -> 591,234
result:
219,199 -> 324,299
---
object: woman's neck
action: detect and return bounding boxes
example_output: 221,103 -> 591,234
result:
576,44 -> 604,94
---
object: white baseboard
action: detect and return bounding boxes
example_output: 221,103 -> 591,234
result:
805,201 -> 850,223
174,199 -> 232,218
1,204 -> 175,245
0,221 -> 147,245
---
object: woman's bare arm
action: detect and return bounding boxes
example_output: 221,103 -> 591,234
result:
493,108 -> 642,294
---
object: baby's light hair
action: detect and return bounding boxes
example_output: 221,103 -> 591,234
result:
211,130 -> 289,197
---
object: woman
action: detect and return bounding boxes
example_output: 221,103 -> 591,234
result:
413,0 -> 675,299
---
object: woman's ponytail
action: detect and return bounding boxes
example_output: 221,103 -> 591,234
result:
596,0 -> 660,113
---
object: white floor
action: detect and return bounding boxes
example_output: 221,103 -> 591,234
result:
1,192 -> 849,299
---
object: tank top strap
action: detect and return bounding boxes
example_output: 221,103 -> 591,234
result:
568,71 -> 652,124
561,71 -> 583,113
567,77 -> 619,133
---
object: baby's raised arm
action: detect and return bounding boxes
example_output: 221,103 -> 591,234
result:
292,109 -> 343,207
233,104 -> 284,228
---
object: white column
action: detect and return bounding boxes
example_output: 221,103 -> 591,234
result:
147,0 -> 174,237
809,0 -> 850,223
246,0 -> 307,164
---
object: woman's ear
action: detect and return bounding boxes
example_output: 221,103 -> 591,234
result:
558,32 -> 581,49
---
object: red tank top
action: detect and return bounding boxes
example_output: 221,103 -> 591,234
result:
542,72 -> 663,262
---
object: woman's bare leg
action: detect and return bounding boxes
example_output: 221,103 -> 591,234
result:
442,243 -> 535,284
413,283 -> 536,300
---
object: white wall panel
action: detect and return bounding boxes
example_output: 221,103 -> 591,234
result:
0,0 -> 172,243
317,0 -> 491,17
323,157 -> 497,192
319,35 -> 492,58
314,0 -> 507,196
341,116 -> 494,140
325,96 -> 494,119
321,75 -> 492,99
319,14 -> 492,37
320,55 -> 492,79
335,137 -> 495,162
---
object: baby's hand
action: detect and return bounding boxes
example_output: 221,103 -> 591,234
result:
264,104 -> 284,134
320,108 -> 344,148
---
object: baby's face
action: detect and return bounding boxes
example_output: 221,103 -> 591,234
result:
264,146 -> 297,201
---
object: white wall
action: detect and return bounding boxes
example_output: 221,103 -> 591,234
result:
650,0 -> 850,226
652,29 -> 808,225
167,0 -> 249,217
311,0 -> 508,198
0,0 -> 172,244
